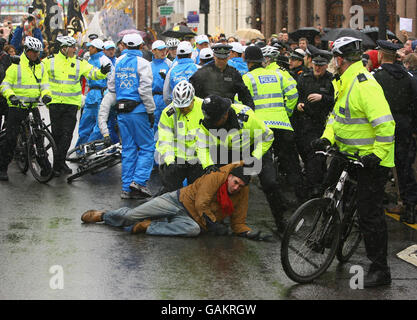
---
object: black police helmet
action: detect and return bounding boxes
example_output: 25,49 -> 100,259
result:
202,95 -> 232,123
244,46 -> 264,63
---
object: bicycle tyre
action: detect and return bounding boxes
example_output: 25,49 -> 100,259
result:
27,129 -> 57,183
15,130 -> 28,173
336,207 -> 362,263
281,198 -> 341,284
67,154 -> 120,183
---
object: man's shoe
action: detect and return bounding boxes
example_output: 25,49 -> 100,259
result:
400,204 -> 416,224
132,219 -> 151,234
129,181 -> 152,198
274,218 -> 288,234
0,169 -> 9,181
364,269 -> 391,288
81,210 -> 104,223
388,203 -> 404,215
61,163 -> 72,174
53,168 -> 61,177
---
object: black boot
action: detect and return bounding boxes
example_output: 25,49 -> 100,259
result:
400,204 -> 416,224
60,162 -> 72,174
0,168 -> 8,181
364,268 -> 391,288
265,191 -> 288,233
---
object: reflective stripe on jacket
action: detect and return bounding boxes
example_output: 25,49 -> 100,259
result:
243,66 -> 298,131
0,52 -> 51,107
156,97 -> 204,165
321,61 -> 395,167
195,104 -> 274,168
43,51 -> 107,106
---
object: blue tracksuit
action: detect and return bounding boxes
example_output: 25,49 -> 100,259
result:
108,49 -> 156,191
228,57 -> 249,76
76,52 -> 112,147
151,57 -> 172,132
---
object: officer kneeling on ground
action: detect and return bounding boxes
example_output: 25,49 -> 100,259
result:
81,162 -> 272,241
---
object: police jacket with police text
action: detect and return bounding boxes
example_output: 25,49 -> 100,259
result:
189,62 -> 255,110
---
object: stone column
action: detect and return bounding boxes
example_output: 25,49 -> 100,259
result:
265,0 -> 272,38
406,0 -> 417,37
275,0 -> 283,33
299,0 -> 308,28
396,0 -> 406,38
343,0 -> 352,28
287,0 -> 295,32
316,0 -> 327,28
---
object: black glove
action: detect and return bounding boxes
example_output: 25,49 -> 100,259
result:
311,138 -> 331,151
42,95 -> 52,105
9,95 -> 20,106
203,214 -> 229,236
239,230 -> 274,242
147,113 -> 155,128
361,153 -> 381,169
159,71 -> 166,80
103,135 -> 112,147
10,55 -> 20,64
100,63 -> 112,74
204,165 -> 220,175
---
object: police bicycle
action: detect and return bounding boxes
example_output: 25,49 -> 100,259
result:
8,101 -> 57,183
280,147 -> 363,283
65,139 -> 122,183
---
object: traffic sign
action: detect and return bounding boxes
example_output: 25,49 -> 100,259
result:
159,6 -> 174,16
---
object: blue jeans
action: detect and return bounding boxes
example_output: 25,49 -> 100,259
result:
103,191 -> 201,237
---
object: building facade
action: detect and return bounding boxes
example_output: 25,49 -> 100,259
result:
256,0 -> 417,39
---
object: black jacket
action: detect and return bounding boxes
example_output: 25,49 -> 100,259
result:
293,70 -> 334,132
373,63 -> 417,131
189,61 -> 255,110
290,65 -> 310,83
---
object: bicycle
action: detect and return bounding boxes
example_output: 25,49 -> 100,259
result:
280,147 -> 363,284
65,139 -> 122,183
7,101 -> 57,183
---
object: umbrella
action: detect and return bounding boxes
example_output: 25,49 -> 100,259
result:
161,25 -> 196,39
118,29 -> 147,39
234,28 -> 264,41
321,28 -> 376,48
360,27 -> 401,43
289,27 -> 320,43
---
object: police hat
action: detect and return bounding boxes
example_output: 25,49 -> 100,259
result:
376,40 -> 403,53
312,50 -> 332,65
290,48 -> 306,60
244,45 -> 265,63
202,95 -> 232,122
212,44 -> 232,59
306,44 -> 320,57
276,54 -> 290,67
88,34 -> 99,41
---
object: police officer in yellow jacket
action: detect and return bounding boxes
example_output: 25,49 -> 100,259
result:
312,37 -> 395,288
43,36 -> 111,176
242,45 -> 306,205
156,81 -> 204,191
0,37 -> 52,181
195,95 -> 289,232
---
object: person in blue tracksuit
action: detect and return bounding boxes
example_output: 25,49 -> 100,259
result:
75,38 -> 112,147
163,41 -> 199,106
151,40 -> 172,133
87,40 -> 119,144
192,34 -> 210,65
227,42 -> 248,76
107,33 -> 156,199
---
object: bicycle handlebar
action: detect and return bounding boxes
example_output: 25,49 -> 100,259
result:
316,147 -> 364,168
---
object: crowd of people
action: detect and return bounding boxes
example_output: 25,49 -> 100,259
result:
2,19 -> 417,288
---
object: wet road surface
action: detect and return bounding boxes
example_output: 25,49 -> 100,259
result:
0,108 -> 417,300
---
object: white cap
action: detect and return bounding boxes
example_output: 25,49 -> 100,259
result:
196,34 -> 209,44
152,40 -> 166,50
199,48 -> 214,60
103,40 -> 116,50
122,33 -> 144,47
230,42 -> 244,54
87,38 -> 104,50
177,41 -> 193,55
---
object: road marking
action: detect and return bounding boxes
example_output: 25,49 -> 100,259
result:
385,211 -> 417,231
396,245 -> 417,268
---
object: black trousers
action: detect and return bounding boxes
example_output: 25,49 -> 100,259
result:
49,103 -> 78,168
395,131 -> 417,206
295,126 -> 327,193
159,161 -> 204,192
271,128 -> 305,202
0,96 -> 8,130
0,107 -> 41,170
324,158 -> 389,272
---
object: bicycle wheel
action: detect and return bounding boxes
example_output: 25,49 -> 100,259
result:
281,198 -> 341,283
67,154 -> 120,183
15,130 -> 28,173
27,129 -> 57,183
336,207 -> 362,263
